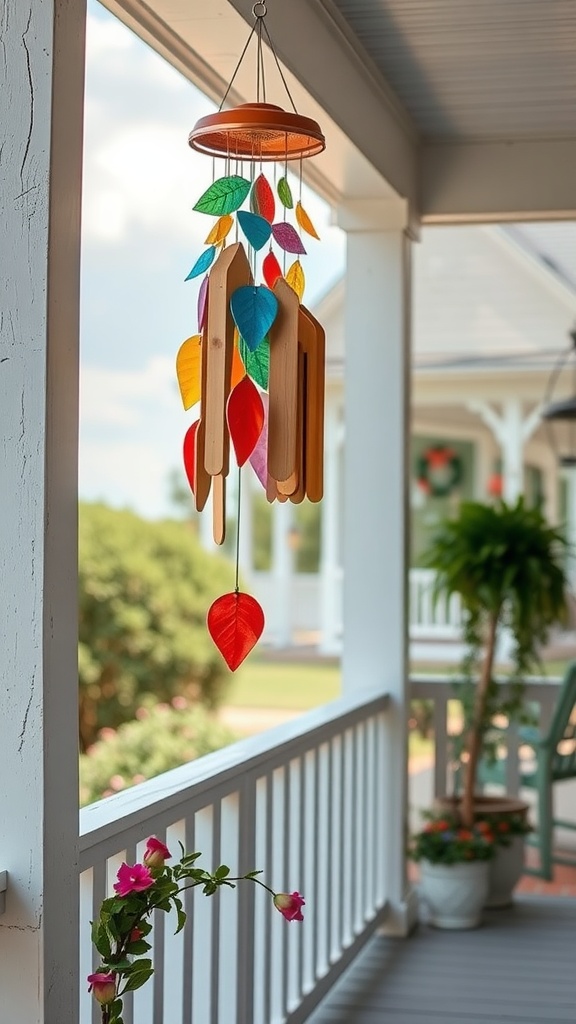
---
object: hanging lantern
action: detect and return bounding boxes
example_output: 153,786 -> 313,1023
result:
177,1 -> 327,669
541,327 -> 576,467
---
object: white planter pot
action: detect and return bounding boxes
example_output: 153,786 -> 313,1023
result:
420,859 -> 489,930
486,836 -> 525,909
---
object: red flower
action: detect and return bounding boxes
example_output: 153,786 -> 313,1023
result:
143,836 -> 171,870
498,821 -> 510,832
273,891 -> 305,921
458,829 -> 473,841
88,972 -> 116,1005
113,862 -> 154,897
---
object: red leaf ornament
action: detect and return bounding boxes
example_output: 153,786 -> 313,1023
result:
207,591 -> 265,670
226,376 -> 264,466
251,173 -> 275,223
263,251 -> 283,289
183,420 -> 199,492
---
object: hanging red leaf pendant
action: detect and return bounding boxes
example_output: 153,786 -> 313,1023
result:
183,420 -> 199,492
207,592 -> 265,671
263,250 -> 283,289
227,376 -> 264,466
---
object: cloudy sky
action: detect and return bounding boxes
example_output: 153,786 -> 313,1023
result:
80,0 -> 346,518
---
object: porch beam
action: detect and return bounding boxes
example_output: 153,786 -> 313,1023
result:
0,0 -> 85,1020
421,139 -> 576,224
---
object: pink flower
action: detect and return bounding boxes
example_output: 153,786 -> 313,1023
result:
143,836 -> 171,870
273,891 -> 305,921
113,862 -> 154,897
88,972 -> 116,1005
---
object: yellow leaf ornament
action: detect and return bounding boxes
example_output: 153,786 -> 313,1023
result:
204,214 -> 234,246
176,334 -> 202,410
295,201 -> 320,240
285,259 -> 305,301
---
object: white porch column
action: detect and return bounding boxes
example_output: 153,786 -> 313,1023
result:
271,499 -> 295,648
339,205 -> 417,935
319,397 -> 343,655
468,398 -> 542,502
1,2 -> 85,1022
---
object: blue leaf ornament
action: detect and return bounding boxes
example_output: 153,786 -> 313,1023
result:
230,286 -> 278,352
237,210 -> 272,251
185,246 -> 216,281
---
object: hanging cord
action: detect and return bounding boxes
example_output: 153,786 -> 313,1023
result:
261,18 -> 298,113
234,469 -> 242,593
219,17 -> 259,110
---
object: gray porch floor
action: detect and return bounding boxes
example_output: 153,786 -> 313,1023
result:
308,898 -> 576,1024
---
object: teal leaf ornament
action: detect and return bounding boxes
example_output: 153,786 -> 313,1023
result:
193,175 -> 251,216
240,334 -> 270,389
237,210 -> 272,251
277,176 -> 294,209
185,246 -> 216,281
230,286 -> 278,353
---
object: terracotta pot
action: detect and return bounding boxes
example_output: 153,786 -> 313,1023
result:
435,795 -> 530,908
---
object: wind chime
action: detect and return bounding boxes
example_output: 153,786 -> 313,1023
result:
176,2 -> 327,671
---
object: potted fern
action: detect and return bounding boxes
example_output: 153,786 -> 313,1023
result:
418,497 -> 568,912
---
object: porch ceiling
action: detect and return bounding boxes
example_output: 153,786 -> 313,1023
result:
106,0 -> 576,224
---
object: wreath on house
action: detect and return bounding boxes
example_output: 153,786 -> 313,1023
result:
416,445 -> 462,497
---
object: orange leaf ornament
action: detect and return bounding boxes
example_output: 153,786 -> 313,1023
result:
207,591 -> 265,670
176,335 -> 202,410
295,201 -> 320,240
231,335 -> 246,388
226,375 -> 264,466
204,213 -> 234,246
183,420 -> 199,492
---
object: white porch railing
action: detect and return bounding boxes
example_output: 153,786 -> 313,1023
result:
251,568 -> 464,647
409,674 -> 561,801
79,692 -> 390,1024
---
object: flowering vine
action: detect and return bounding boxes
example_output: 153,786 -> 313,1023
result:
88,836 -> 304,1023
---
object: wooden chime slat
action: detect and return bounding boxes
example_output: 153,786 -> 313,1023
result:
268,277 -> 299,483
204,242 -> 251,477
289,347 -> 306,504
299,305 -> 325,502
266,474 -> 278,503
193,327 -> 211,511
212,473 -> 226,545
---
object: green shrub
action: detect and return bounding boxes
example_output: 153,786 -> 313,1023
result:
79,502 -> 236,750
80,698 -> 236,806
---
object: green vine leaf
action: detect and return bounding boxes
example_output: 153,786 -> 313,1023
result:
193,175 -> 251,216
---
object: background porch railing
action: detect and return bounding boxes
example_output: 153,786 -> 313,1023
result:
79,692 -> 390,1024
409,674 -> 561,803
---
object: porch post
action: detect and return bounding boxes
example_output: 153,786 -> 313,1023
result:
339,208 -> 417,934
271,499 -> 295,647
468,398 -> 542,502
319,396 -> 343,655
0,2 -> 85,1021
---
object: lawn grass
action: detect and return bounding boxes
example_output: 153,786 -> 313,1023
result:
225,657 -> 342,710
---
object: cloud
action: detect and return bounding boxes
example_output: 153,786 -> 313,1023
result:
80,356 -> 176,427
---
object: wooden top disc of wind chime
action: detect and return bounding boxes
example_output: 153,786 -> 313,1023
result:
188,102 -> 326,161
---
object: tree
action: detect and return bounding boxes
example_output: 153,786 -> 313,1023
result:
79,502 -> 235,751
424,498 -> 568,827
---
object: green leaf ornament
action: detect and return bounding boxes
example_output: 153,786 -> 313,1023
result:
193,175 -> 251,216
240,335 -> 269,389
277,176 -> 294,209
